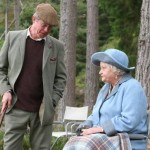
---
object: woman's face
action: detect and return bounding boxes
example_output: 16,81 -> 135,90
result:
99,62 -> 116,84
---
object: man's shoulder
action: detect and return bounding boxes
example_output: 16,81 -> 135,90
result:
48,36 -> 64,46
5,29 -> 27,44
8,29 -> 27,37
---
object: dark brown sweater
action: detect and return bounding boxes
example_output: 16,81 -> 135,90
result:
14,36 -> 44,112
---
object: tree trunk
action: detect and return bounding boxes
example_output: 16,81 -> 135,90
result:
136,0 -> 150,106
56,0 -> 77,121
64,0 -> 77,106
84,0 -> 99,111
61,0 -> 77,107
14,0 -> 22,30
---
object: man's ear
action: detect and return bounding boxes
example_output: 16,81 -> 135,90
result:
32,16 -> 36,23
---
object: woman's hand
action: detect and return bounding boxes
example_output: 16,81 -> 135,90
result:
81,127 -> 104,136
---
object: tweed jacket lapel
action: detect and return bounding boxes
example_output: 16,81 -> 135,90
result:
9,30 -> 27,89
19,30 -> 27,67
43,36 -> 54,70
17,30 -> 54,71
18,31 -> 54,71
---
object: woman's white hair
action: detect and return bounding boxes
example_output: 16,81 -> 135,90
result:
107,63 -> 126,76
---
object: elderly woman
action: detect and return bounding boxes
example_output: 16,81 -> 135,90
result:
63,49 -> 148,150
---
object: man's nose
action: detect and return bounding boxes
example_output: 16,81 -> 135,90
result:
44,26 -> 51,32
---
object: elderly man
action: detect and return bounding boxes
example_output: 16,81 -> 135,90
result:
0,3 -> 66,150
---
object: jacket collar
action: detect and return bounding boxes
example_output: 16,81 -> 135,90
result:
19,29 -> 54,70
105,73 -> 133,99
43,36 -> 54,69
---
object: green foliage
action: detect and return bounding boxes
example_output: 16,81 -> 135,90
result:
76,69 -> 85,89
100,0 -> 142,57
0,39 -> 4,49
76,61 -> 85,76
75,70 -> 85,106
99,5 -> 111,48
0,132 -> 3,150
20,6 -> 34,29
51,137 -> 68,150
76,0 -> 87,76
0,0 -> 143,103
77,0 -> 87,28
101,37 -> 120,50
76,42 -> 86,62
96,0 -> 143,76
23,134 -> 30,149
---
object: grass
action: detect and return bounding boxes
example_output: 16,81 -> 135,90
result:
51,124 -> 69,149
0,129 -> 68,150
0,131 -> 3,150
51,136 -> 69,150
0,130 -> 31,150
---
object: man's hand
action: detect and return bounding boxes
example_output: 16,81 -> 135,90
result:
1,91 -> 12,113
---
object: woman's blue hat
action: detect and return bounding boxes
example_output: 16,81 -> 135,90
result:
91,48 -> 135,72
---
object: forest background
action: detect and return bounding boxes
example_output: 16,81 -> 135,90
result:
0,0 -> 144,118
1,0 -> 150,149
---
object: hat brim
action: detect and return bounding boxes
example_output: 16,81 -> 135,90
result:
91,52 -> 135,72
